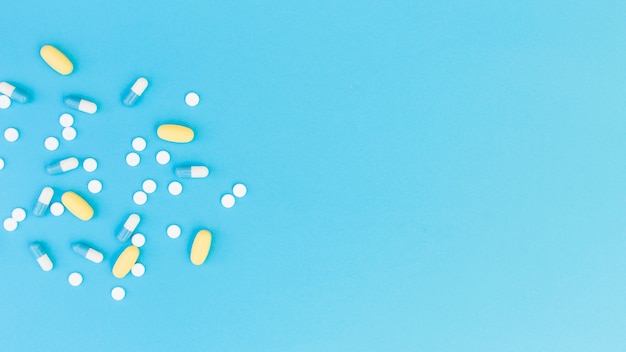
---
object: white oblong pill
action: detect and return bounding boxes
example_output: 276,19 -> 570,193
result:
156,150 -> 170,165
44,136 -> 59,151
168,181 -> 182,196
233,183 -> 247,198
4,127 -> 18,142
133,191 -> 147,205
126,152 -> 140,167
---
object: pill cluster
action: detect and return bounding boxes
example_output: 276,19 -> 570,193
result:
1,44 -> 249,301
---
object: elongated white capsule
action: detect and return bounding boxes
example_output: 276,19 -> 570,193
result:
46,157 -> 79,175
33,186 -> 54,216
30,242 -> 53,271
0,82 -> 29,103
64,95 -> 97,114
175,165 -> 209,178
116,214 -> 140,242
123,77 -> 148,106
72,242 -> 104,263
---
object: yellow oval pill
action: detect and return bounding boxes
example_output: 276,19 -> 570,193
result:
40,45 -> 74,75
61,191 -> 94,221
112,245 -> 140,278
157,124 -> 195,143
190,229 -> 212,265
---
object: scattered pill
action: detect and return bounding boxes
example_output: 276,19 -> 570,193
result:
59,113 -> 74,127
44,136 -> 59,151
87,179 -> 102,194
50,202 -> 64,216
72,242 -> 104,263
166,224 -> 181,239
131,137 -> 146,152
133,191 -> 147,205
126,152 -> 140,167
156,150 -> 170,165
0,82 -> 29,103
0,95 -> 10,109
30,242 -> 53,271
157,124 -> 194,143
185,92 -> 200,107
83,158 -> 97,172
62,126 -> 77,141
40,44 -> 74,75
142,179 -> 156,194
168,181 -> 182,196
64,95 -> 97,114
117,214 -> 140,242
111,287 -> 126,301
11,208 -> 26,222
221,194 -> 235,208
123,77 -> 149,107
4,127 -> 19,142
47,156 -> 79,174
33,187 -> 54,216
61,191 -> 94,221
68,272 -> 83,286
0,158 -> 4,170
112,245 -> 140,278
131,263 -> 145,277
3,217 -> 17,232
175,165 -> 209,178
131,233 -> 146,247
190,229 -> 212,265
233,183 -> 247,198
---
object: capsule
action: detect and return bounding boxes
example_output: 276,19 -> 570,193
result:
112,245 -> 140,278
40,45 -> 74,75
0,82 -> 29,103
175,165 -> 209,178
61,191 -> 94,221
46,157 -> 79,175
123,77 -> 148,107
33,186 -> 54,216
157,124 -> 194,143
30,242 -> 53,271
190,229 -> 212,265
117,214 -> 140,242
72,242 -> 104,263
64,95 -> 97,114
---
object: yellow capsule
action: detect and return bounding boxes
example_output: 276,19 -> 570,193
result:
190,229 -> 212,265
61,191 -> 94,221
112,245 -> 140,278
40,45 -> 74,75
157,124 -> 195,143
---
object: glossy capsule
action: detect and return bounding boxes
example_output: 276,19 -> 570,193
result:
33,186 -> 54,216
30,242 -> 53,271
117,214 -> 140,242
123,77 -> 148,106
46,157 -> 79,174
72,242 -> 104,263
64,95 -> 97,114
0,82 -> 29,103
175,165 -> 209,178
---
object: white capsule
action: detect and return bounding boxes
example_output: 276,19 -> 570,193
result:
30,243 -> 53,271
46,157 -> 79,174
64,95 -> 97,114
116,213 -> 141,242
175,165 -> 209,178
33,186 -> 54,216
123,77 -> 148,107
0,81 -> 29,103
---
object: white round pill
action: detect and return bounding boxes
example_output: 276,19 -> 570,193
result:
132,137 -> 146,152
133,191 -> 147,205
131,263 -> 145,277
167,181 -> 182,196
126,152 -> 140,167
59,113 -> 74,127
50,202 -> 64,216
4,128 -> 19,142
0,95 -> 11,109
233,183 -> 247,198
166,224 -> 181,239
131,233 -> 146,247
185,92 -> 200,107
44,136 -> 59,151
88,179 -> 102,194
221,194 -> 236,208
82,158 -> 98,172
3,217 -> 17,232
142,179 -> 157,194
0,158 -> 4,170
68,272 -> 83,287
156,150 -> 170,165
62,126 -> 76,141
111,287 -> 126,301
11,208 -> 26,222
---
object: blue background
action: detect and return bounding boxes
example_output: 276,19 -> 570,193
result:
0,1 -> 624,351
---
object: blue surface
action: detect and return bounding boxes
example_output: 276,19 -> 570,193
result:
1,1 -> 625,351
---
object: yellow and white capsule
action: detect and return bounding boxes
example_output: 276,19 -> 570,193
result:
112,245 -> 140,278
30,242 -> 53,271
190,229 -> 212,265
39,45 -> 74,75
157,124 -> 194,143
61,191 -> 94,221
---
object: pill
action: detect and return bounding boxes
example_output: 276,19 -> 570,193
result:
133,191 -> 147,205
233,183 -> 247,198
0,158 -> 4,170
142,179 -> 156,194
0,95 -> 10,109
64,95 -> 97,114
131,233 -> 146,247
156,124 -> 194,143
111,287 -> 126,301
4,127 -> 19,142
123,77 -> 148,107
30,242 -> 53,271
166,224 -> 181,239
126,152 -> 140,166
82,158 -> 97,172
168,181 -> 182,196
61,191 -> 94,221
62,126 -> 77,141
0,82 -> 29,103
72,242 -> 104,263
40,45 -> 74,75
175,165 -> 209,179
59,113 -> 74,127
156,150 -> 170,165
11,208 -> 26,222
33,186 -> 54,216
87,179 -> 102,194
112,245 -> 140,278
3,218 -> 17,232
116,213 -> 140,242
190,229 -> 212,265
131,137 -> 146,151
221,194 -> 235,208
68,272 -> 83,286
50,202 -> 64,216
185,92 -> 200,107
131,263 -> 145,277
46,156 -> 79,174
44,136 -> 59,151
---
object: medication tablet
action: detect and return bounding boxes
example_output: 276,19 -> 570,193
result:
112,245 -> 140,278
133,191 -> 147,205
33,187 -> 54,216
0,95 -> 10,109
68,272 -> 83,286
72,242 -> 104,264
0,158 -> 4,170
30,242 -> 53,271
11,208 -> 26,222
221,194 -> 235,208
131,263 -> 145,277
50,202 -> 64,216
64,96 -> 97,114
166,224 -> 181,239
117,214 -> 140,242
185,92 -> 200,107
156,124 -> 194,143
4,127 -> 19,142
175,165 -> 209,178
47,157 -> 79,174
61,191 -> 94,221
62,127 -> 76,141
0,82 -> 29,103
131,233 -> 146,247
131,137 -> 146,152
83,158 -> 97,172
44,137 -> 59,151
88,179 -> 102,194
155,150 -> 170,165
40,45 -> 74,75
126,152 -> 140,167
123,77 -> 149,107
59,113 -> 74,127
190,229 -> 212,265
111,287 -> 125,301
3,217 -> 17,232
142,179 -> 157,194
233,183 -> 247,198
168,181 -> 182,196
